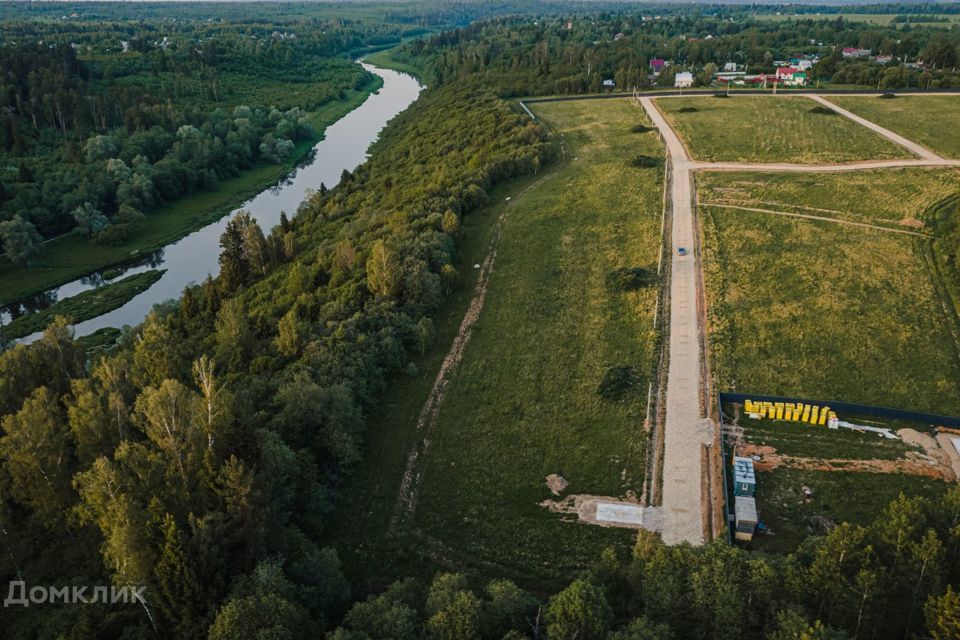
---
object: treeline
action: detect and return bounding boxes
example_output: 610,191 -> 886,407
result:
0,76 -> 549,638
325,490 -> 960,640
0,17 -> 382,260
386,14 -> 960,96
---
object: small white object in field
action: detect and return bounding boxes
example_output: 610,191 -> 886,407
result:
505,196 -> 511,201
474,263 -> 481,269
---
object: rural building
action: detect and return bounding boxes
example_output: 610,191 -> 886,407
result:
775,67 -> 808,86
842,47 -> 871,58
674,71 -> 693,88
602,79 -> 615,88
650,58 -> 667,74
723,62 -> 738,72
733,457 -> 756,497
734,496 -> 758,542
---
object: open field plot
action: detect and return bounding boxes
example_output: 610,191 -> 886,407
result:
412,98 -> 662,582
754,12 -> 960,25
326,98 -> 664,589
697,168 -> 960,230
749,468 -> 947,553
656,96 -> 910,164
827,95 -> 960,160
700,182 -> 960,416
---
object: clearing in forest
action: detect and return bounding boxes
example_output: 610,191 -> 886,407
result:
827,95 -> 960,160
656,95 -> 910,164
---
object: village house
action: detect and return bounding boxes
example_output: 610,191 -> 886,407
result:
650,58 -> 668,75
674,71 -> 694,88
842,47 -> 871,59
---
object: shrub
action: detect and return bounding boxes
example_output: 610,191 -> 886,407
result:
880,92 -> 897,99
606,266 -> 655,291
809,105 -> 838,115
630,124 -> 653,133
677,106 -> 699,113
630,155 -> 661,168
597,365 -> 640,401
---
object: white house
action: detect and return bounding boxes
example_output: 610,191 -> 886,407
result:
674,71 -> 694,88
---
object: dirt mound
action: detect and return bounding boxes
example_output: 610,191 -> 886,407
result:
898,428 -> 938,450
546,474 -> 569,495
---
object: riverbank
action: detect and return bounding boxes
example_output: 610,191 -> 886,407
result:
1,270 -> 165,342
0,73 -> 384,307
365,48 -> 430,83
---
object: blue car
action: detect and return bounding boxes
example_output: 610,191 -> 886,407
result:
677,247 -> 687,256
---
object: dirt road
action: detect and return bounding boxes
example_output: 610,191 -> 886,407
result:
640,97 -> 710,545
808,94 -> 942,160
692,158 -> 960,172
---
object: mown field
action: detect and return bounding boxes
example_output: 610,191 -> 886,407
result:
326,98 -> 663,590
698,168 -> 960,229
827,95 -> 960,160
656,96 -> 909,163
749,468 -> 948,553
700,183 -> 960,416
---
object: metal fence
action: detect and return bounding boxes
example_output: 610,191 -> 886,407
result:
719,392 -> 960,428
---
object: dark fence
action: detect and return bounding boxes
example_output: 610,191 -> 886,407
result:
719,392 -> 960,428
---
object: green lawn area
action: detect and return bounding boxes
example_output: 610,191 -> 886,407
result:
0,75 -> 383,307
697,168 -> 960,228
325,98 -> 663,591
749,468 -> 948,554
827,95 -> 960,160
701,188 -> 960,416
656,96 -> 909,163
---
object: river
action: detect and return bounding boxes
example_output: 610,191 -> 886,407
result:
6,62 -> 423,344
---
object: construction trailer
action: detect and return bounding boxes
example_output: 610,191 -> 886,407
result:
734,496 -> 758,542
733,456 -> 756,497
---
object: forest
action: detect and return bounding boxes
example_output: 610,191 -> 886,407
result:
1,3 -> 960,640
0,14 -> 395,262
387,12 -> 960,95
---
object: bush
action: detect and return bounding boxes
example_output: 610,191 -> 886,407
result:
880,92 -> 897,99
712,92 -> 730,99
606,266 -> 655,291
677,106 -> 699,113
630,124 -> 653,133
630,155 -> 660,168
597,365 -> 640,401
809,106 -> 838,115
94,223 -> 131,246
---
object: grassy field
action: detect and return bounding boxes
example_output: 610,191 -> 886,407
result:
698,168 -> 960,229
0,75 -> 383,307
827,95 -> 960,160
2,270 -> 164,341
700,186 -> 960,415
325,98 -> 663,591
753,12 -> 960,25
656,96 -> 909,163
734,413 -> 917,460
749,468 -> 948,553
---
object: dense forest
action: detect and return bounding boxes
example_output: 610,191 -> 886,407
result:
2,3 -> 960,640
0,14 -> 401,261
387,12 -> 960,95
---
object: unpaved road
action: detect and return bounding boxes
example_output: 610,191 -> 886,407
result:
701,202 -> 932,237
692,158 -> 960,172
640,97 -> 710,545
809,94 -> 942,160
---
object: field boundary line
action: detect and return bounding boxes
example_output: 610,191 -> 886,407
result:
701,202 -> 933,237
692,158 -> 960,172
809,94 -> 942,160
389,119 -> 569,532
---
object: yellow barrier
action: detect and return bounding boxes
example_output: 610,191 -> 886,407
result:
744,399 -> 837,426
